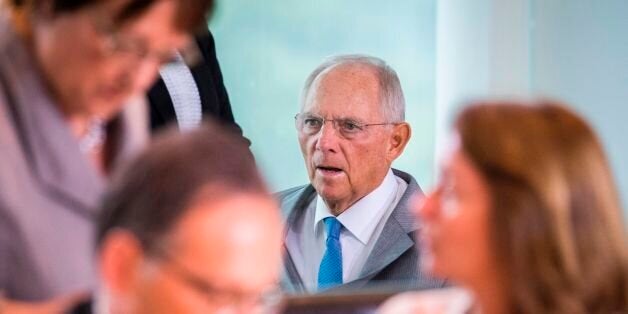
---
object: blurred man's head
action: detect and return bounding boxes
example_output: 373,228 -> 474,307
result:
296,55 -> 411,214
95,123 -> 283,314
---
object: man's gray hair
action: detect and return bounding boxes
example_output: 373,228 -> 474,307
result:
300,54 -> 406,122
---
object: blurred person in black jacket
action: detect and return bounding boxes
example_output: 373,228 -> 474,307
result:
148,28 -> 250,147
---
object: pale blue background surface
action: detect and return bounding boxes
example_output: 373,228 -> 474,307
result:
210,1 -> 437,192
209,1 -> 627,218
530,0 -> 628,213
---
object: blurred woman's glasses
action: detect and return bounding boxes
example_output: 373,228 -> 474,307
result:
88,11 -> 201,67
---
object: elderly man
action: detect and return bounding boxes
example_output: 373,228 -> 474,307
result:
279,55 -> 445,293
69,123 -> 283,314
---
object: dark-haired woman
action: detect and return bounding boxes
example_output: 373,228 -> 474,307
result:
0,0 -> 214,306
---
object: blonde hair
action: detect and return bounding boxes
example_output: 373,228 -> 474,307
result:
455,101 -> 628,313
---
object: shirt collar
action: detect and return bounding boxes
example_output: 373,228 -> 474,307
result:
314,169 -> 398,244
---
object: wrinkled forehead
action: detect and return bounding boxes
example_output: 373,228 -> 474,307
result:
303,64 -> 384,120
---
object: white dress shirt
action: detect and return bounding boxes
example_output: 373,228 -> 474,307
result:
285,169 -> 408,292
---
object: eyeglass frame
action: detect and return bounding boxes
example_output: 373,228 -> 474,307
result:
294,113 -> 402,140
87,9 -> 201,67
146,243 -> 282,312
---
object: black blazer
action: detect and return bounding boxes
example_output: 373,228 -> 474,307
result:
66,298 -> 92,314
147,30 -> 246,141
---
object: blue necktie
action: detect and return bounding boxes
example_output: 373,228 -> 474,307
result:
318,217 -> 343,290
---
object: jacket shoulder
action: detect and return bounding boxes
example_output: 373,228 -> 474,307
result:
274,185 -> 309,199
273,184 -> 314,218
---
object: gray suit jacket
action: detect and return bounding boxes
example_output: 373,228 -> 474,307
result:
277,169 -> 446,294
0,15 -> 147,300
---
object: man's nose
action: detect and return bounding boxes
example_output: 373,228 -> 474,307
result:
315,121 -> 340,152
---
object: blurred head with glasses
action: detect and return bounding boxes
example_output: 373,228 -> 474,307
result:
296,54 -> 411,214
7,0 -> 212,122
95,123 -> 284,314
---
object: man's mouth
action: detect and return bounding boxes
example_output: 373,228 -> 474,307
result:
316,166 -> 343,175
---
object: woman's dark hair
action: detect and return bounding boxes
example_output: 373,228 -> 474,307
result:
455,101 -> 628,313
10,0 -> 215,33
96,121 -> 266,256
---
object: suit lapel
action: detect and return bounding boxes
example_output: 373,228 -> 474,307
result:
357,216 -> 415,279
323,219 -> 415,293
349,169 -> 423,286
282,243 -> 306,294
279,185 -> 317,293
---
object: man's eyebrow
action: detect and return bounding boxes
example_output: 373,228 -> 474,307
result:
300,112 -> 365,122
337,116 -> 365,123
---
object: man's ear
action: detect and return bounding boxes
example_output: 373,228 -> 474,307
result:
387,122 -> 411,162
99,229 -> 145,295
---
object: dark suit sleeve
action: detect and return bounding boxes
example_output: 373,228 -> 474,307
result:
147,78 -> 176,131
196,32 -> 235,124
148,31 -> 251,149
194,32 -> 251,147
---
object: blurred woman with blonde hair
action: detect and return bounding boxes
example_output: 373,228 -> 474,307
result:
381,101 -> 627,313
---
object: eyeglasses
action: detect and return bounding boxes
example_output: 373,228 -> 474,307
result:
88,11 -> 200,67
149,245 -> 282,313
295,113 -> 400,140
